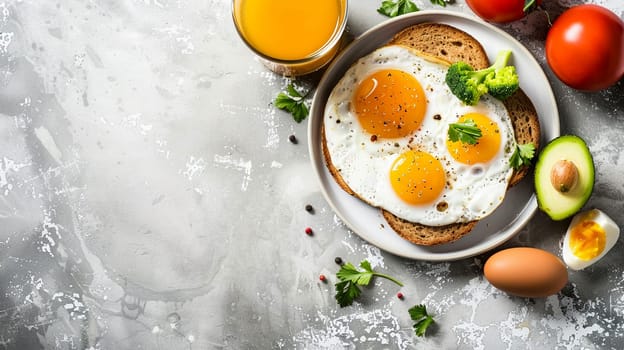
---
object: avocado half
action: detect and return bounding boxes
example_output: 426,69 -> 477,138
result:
534,135 -> 595,221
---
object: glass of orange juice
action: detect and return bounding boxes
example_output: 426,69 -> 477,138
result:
232,0 -> 348,76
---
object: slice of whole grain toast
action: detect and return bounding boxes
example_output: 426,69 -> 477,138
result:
323,23 -> 540,246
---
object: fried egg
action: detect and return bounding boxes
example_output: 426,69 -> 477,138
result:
324,45 -> 517,226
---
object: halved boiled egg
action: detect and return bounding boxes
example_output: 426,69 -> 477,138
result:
562,209 -> 620,270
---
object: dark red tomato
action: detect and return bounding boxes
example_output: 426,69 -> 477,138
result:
545,5 -> 624,91
466,0 -> 542,23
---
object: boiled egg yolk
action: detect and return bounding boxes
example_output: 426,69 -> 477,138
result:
389,150 -> 445,205
353,69 -> 426,139
562,209 -> 620,271
568,218 -> 606,261
447,113 -> 501,165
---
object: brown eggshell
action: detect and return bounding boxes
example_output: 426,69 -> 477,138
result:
484,247 -> 568,298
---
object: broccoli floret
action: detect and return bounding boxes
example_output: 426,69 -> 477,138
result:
485,65 -> 519,100
445,50 -> 519,105
445,62 -> 490,106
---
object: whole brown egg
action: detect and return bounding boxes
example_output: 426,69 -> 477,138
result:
484,247 -> 568,298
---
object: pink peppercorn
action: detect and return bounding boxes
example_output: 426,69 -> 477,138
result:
397,292 -> 404,300
305,227 -> 313,235
319,274 -> 326,282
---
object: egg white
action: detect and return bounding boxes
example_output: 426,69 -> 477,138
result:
323,45 -> 517,226
562,209 -> 620,270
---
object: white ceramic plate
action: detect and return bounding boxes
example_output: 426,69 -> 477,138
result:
308,11 -> 560,261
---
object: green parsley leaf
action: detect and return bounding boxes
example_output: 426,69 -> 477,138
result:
409,304 -> 435,337
377,0 -> 419,18
274,83 -> 310,123
430,0 -> 447,7
335,280 -> 362,308
448,119 -> 482,145
510,143 -> 536,169
335,260 -> 403,307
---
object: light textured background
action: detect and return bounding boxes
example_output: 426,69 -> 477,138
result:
0,0 -> 623,349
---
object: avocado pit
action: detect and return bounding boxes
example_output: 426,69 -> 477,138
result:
550,159 -> 578,193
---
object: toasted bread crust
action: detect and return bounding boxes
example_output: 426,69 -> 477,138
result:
322,23 -> 541,246
504,88 -> 541,186
382,211 -> 479,245
389,23 -> 490,69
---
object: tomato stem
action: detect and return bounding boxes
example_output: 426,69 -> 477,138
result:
539,5 -> 553,26
523,0 -> 537,13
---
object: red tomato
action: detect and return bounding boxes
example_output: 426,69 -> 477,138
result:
545,5 -> 624,91
466,0 -> 542,23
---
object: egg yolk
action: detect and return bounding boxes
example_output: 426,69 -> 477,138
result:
389,150 -> 445,205
569,220 -> 606,261
353,69 -> 426,139
447,113 -> 501,165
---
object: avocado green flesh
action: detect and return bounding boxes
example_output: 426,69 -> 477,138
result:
534,135 -> 595,221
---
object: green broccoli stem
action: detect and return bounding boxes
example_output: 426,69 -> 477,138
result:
467,51 -> 510,83
491,50 -> 512,72
468,69 -> 493,83
467,50 -> 511,85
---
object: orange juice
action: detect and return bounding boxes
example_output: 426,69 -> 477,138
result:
233,0 -> 347,75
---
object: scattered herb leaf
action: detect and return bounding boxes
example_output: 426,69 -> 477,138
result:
335,260 -> 403,307
510,143 -> 536,169
409,304 -> 435,337
430,0 -> 447,7
377,0 -> 419,17
523,0 -> 538,12
274,83 -> 310,123
448,119 -> 482,145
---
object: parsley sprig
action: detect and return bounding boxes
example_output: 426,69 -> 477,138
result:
448,119 -> 482,145
430,0 -> 447,7
274,83 -> 310,123
378,0 -> 419,17
335,260 -> 403,307
510,143 -> 536,169
409,304 -> 435,337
